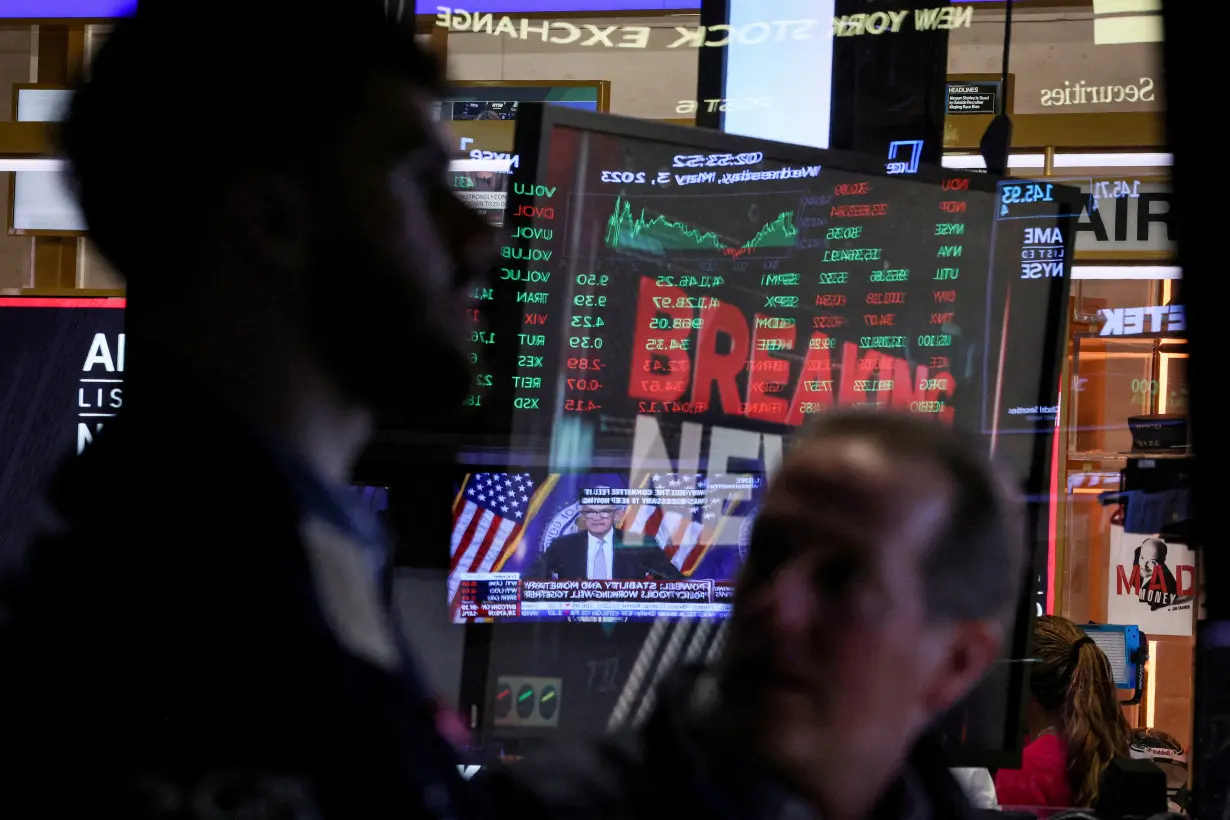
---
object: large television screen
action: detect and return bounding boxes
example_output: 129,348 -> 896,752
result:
449,106 -> 1076,623
0,297 -> 125,556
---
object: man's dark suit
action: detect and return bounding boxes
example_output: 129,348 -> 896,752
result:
480,665 -> 982,820
0,366 -> 478,819
525,530 -> 683,580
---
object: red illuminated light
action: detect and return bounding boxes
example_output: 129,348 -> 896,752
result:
0,297 -> 125,308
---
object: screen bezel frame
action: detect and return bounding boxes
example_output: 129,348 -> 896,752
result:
515,101 -> 1020,195
475,102 -> 1075,766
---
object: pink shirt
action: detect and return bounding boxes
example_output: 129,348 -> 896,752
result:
995,733 -> 1076,808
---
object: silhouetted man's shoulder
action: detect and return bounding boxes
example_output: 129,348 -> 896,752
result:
1,410 -> 308,779
6,406 -> 305,637
481,666 -> 981,820
0,406 -> 451,817
479,668 -> 786,819
481,732 -> 662,818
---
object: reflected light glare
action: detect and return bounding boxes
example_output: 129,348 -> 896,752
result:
942,153 -> 1173,170
1145,639 -> 1158,726
1072,266 -> 1181,280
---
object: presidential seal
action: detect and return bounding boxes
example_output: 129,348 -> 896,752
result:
737,506 -> 758,564
540,500 -> 583,555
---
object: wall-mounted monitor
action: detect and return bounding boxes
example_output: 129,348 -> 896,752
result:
449,157 -> 515,225
440,81 -> 610,122
449,469 -> 759,621
440,80 -> 611,168
453,106 -> 1076,769
698,0 -> 955,165
0,296 -> 125,554
698,0 -> 836,149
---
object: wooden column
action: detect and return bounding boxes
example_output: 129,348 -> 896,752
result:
30,25 -> 87,292
429,22 -> 449,63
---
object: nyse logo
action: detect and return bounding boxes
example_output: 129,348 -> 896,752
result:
886,140 -> 924,175
1099,305 -> 1185,336
1021,262 -> 1065,278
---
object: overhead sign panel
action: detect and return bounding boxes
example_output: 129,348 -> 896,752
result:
418,1 -> 700,9
0,0 -> 134,17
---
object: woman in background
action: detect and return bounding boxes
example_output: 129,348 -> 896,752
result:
995,615 -> 1132,808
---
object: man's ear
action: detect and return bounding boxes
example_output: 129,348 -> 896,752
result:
226,172 -> 315,274
923,620 -> 1003,715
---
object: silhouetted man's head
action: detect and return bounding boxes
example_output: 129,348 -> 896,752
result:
61,0 -> 494,422
723,412 -> 1025,815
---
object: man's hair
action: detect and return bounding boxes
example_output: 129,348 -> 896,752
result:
60,0 -> 445,290
787,411 -> 1027,624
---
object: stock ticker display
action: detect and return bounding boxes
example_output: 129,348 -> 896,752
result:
450,109 -> 1076,622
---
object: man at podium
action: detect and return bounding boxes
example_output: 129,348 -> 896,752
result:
525,492 -> 683,581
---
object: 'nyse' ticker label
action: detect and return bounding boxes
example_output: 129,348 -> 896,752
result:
1020,226 -> 1065,279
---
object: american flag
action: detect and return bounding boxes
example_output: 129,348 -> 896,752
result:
448,472 -> 555,617
619,473 -> 742,576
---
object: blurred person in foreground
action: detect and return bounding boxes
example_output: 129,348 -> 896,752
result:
0,1 -> 494,817
995,615 -> 1133,808
484,412 -> 1027,820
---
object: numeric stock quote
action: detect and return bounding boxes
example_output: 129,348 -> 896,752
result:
451,108 -> 1076,622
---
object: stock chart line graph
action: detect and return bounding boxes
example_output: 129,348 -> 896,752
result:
603,194 -> 798,257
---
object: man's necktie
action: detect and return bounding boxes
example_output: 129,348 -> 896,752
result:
594,537 -> 606,579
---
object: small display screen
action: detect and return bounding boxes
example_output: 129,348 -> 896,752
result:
453,101 -> 520,121
450,470 -> 762,622
436,85 -> 603,123
450,166 -> 510,227
440,88 -> 604,229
